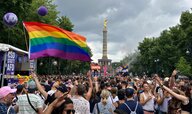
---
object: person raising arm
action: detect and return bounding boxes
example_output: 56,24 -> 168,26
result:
31,72 -> 48,99
155,75 -> 191,114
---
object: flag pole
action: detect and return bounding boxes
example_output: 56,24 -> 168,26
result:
22,22 -> 29,52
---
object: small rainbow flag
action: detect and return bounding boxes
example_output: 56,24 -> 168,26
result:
23,22 -> 91,61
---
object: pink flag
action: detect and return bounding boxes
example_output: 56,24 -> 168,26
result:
103,66 -> 107,76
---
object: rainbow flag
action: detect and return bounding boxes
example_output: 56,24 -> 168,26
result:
23,22 -> 91,61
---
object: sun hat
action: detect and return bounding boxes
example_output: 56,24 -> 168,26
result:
0,86 -> 17,99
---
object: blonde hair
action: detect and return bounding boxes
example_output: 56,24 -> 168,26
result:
100,89 -> 110,98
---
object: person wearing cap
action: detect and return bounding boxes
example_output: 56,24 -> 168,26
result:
43,96 -> 75,114
16,80 -> 44,114
31,73 -> 69,114
47,81 -> 59,96
0,86 -> 17,114
118,88 -> 144,114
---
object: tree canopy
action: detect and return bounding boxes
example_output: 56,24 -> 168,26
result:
0,0 -> 92,75
122,9 -> 192,78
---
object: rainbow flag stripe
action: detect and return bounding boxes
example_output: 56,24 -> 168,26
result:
23,22 -> 91,61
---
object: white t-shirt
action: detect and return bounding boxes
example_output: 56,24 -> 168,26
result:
111,96 -> 119,103
160,97 -> 172,113
16,94 -> 43,114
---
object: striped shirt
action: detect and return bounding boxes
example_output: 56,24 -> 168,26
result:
16,94 -> 43,114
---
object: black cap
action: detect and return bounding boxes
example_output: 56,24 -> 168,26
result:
56,83 -> 68,93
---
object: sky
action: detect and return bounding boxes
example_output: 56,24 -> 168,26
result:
54,0 -> 192,62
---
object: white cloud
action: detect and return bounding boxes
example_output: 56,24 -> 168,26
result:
98,7 -> 118,19
54,0 -> 192,62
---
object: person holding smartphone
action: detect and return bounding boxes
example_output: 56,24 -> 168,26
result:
155,71 -> 192,114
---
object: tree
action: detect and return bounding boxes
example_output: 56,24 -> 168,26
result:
0,0 -> 32,50
0,0 -> 59,50
1,0 -> 93,75
180,10 -> 192,66
57,16 -> 74,31
176,57 -> 191,77
123,9 -> 192,77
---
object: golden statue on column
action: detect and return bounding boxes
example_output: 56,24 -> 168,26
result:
104,19 -> 107,29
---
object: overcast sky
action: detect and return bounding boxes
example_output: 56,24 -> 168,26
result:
54,0 -> 192,62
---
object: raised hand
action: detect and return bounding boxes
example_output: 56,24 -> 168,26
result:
87,70 -> 91,78
31,72 -> 38,79
50,92 -> 68,108
154,75 -> 163,85
171,69 -> 177,77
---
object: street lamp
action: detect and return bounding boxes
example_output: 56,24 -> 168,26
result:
154,59 -> 159,62
52,60 -> 58,74
154,59 -> 159,73
40,62 -> 43,66
186,49 -> 190,55
53,61 -> 57,66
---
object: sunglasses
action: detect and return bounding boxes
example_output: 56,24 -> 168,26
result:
66,109 -> 75,114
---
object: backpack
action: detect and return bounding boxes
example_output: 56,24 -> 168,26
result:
123,102 -> 138,114
96,103 -> 100,114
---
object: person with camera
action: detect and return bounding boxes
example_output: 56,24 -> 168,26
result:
43,94 -> 75,114
31,72 -> 69,114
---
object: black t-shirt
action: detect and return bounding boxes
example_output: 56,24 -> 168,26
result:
118,100 -> 144,114
181,98 -> 192,113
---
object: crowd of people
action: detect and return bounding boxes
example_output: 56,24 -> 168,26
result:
0,70 -> 191,114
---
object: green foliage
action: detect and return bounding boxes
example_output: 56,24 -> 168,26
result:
123,9 -> 192,77
24,0 -> 59,25
1,0 -> 93,75
0,0 -> 32,50
57,16 -> 74,31
176,57 -> 191,77
0,0 -> 59,50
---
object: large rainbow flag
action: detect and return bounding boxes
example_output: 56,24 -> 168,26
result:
23,22 -> 91,61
